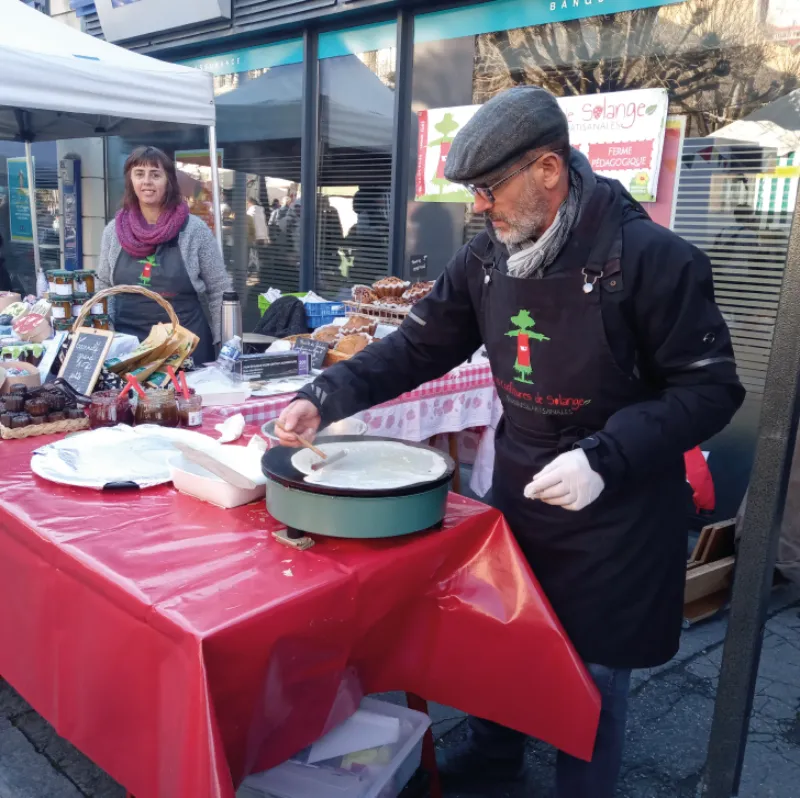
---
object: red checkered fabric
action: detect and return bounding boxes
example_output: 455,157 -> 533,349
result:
205,362 -> 493,426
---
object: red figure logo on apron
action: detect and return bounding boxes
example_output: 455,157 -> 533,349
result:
138,255 -> 157,287
505,310 -> 550,385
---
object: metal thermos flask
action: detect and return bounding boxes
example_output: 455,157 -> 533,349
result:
221,291 -> 243,342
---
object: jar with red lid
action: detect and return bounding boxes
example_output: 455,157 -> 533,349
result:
88,390 -> 133,429
176,394 -> 203,428
133,390 -> 178,428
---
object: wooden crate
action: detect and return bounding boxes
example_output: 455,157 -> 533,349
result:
684,519 -> 736,624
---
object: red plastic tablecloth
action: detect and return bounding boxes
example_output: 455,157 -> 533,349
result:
0,429 -> 599,798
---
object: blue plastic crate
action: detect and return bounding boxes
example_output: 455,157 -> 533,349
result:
305,302 -> 346,329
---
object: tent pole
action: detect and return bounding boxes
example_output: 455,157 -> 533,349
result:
699,191 -> 800,796
208,126 -> 223,255
24,141 -> 44,295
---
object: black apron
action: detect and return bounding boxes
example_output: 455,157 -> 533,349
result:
113,228 -> 215,365
482,184 -> 689,669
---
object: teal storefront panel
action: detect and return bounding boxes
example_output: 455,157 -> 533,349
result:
318,21 -> 397,59
181,38 -> 304,76
415,0 -> 685,44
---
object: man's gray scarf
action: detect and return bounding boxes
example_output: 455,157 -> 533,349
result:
506,162 -> 584,279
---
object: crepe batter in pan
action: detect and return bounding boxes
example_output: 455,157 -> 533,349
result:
291,439 -> 448,490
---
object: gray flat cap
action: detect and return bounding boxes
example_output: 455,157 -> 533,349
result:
444,87 -> 568,185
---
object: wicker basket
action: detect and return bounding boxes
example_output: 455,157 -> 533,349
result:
71,285 -> 180,337
0,416 -> 89,440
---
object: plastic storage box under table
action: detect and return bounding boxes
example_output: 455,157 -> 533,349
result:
305,301 -> 346,329
237,697 -> 431,798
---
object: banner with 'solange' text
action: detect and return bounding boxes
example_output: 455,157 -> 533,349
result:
415,88 -> 670,203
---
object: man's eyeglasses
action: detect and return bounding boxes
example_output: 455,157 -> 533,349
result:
465,151 -> 550,204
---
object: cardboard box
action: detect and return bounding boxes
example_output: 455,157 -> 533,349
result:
235,351 -> 310,382
0,361 -> 41,394
0,293 -> 21,312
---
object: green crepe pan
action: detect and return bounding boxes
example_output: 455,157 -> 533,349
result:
261,435 -> 456,539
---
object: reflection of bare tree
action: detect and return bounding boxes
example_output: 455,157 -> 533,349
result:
473,0 -> 800,136
357,49 -> 397,90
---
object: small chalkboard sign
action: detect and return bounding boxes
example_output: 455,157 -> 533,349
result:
58,327 -> 115,396
293,337 -> 330,370
410,254 -> 428,280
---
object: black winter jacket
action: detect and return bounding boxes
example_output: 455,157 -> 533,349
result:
299,180 -> 744,496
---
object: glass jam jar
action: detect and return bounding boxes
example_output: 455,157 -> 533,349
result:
176,394 -> 203,428
92,314 -> 113,331
71,293 -> 91,318
50,298 -> 73,321
90,295 -> 108,315
73,271 -> 96,295
134,390 -> 179,428
88,390 -> 133,429
48,270 -> 74,298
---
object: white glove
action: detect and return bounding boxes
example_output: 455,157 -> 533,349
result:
524,449 -> 605,512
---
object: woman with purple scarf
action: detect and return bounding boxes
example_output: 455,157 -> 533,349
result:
97,146 -> 229,364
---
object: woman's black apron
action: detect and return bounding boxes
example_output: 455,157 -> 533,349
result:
113,227 -> 215,365
481,183 -> 689,669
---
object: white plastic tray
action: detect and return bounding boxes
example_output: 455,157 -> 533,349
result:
237,697 -> 431,798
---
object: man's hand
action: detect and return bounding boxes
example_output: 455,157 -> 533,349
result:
276,400 -> 321,446
524,449 -> 605,512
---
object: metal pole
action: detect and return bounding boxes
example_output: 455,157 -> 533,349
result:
24,141 -> 44,295
699,195 -> 800,797
300,28 -> 319,293
208,125 -> 224,255
388,8 -> 414,279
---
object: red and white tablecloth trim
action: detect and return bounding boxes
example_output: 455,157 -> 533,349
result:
359,387 -> 496,443
209,361 -> 494,425
204,360 -> 502,492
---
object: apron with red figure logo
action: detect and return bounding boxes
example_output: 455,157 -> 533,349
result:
479,181 -> 690,668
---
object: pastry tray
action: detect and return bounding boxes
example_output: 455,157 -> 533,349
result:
343,301 -> 410,326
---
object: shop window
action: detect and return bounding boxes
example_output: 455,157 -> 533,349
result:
409,0 -> 800,514
315,23 -> 397,298
106,39 -> 304,333
0,142 -> 58,297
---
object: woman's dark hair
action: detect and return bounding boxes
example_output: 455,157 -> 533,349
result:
122,146 -> 183,211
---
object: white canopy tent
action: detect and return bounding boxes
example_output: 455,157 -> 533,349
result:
0,0 -> 221,288
713,90 -> 800,157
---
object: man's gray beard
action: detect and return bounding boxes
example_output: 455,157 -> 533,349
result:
494,222 -> 537,247
490,186 -> 550,248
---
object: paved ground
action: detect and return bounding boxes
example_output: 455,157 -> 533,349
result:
437,585 -> 800,798
1,585 -> 799,797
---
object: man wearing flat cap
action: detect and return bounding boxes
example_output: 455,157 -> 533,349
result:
279,87 -> 744,796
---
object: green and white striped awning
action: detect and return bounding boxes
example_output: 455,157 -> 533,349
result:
756,152 -> 799,215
